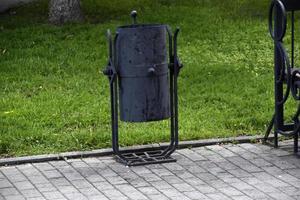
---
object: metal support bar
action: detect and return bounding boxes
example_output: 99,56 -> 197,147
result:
295,131 -> 299,153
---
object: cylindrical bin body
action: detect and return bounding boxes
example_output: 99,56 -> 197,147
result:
116,24 -> 170,122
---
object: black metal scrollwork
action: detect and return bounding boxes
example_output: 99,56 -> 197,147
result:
265,0 -> 299,153
269,0 -> 287,41
291,70 -> 300,100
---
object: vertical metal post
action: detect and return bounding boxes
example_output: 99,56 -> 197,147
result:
291,11 -> 298,153
274,4 -> 284,148
112,78 -> 119,153
163,26 -> 178,156
110,78 -> 117,152
295,131 -> 299,153
291,11 -> 295,68
168,27 -> 175,149
112,33 -> 119,153
173,28 -> 180,149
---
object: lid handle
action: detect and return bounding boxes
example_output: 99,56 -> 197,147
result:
131,10 -> 137,24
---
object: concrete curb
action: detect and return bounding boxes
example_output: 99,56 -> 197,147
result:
0,135 -> 266,166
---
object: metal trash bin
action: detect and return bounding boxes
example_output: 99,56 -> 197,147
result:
103,11 -> 183,166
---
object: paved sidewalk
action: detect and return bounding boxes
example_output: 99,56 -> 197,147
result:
0,142 -> 299,200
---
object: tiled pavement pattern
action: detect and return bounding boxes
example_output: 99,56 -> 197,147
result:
0,142 -> 299,200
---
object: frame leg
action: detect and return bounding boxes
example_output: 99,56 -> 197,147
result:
294,131 -> 298,153
274,131 -> 278,148
264,114 -> 275,143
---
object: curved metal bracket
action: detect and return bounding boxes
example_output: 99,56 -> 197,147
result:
103,29 -> 117,85
269,0 -> 287,41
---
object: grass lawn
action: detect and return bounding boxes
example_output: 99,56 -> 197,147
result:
1,0 -> 299,157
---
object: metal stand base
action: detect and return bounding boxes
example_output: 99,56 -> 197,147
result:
116,150 -> 176,166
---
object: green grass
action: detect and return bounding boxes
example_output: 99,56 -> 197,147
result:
0,0 -> 299,157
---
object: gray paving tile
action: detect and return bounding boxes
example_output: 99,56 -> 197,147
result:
35,182 -> 57,192
160,188 -> 184,198
101,189 -> 126,198
242,189 -> 270,199
150,180 -> 173,189
57,185 -> 79,194
172,183 -> 195,192
4,195 -> 25,200
64,172 -> 84,181
137,186 -> 161,195
19,189 -> 42,198
184,177 -> 206,186
28,175 -> 49,184
49,177 -> 71,187
123,191 -> 148,200
43,191 -> 65,199
216,161 -> 238,170
13,181 -> 35,190
179,149 -> 206,161
72,179 -> 93,189
231,195 -> 253,200
162,163 -> 184,172
116,184 -> 139,193
184,191 -> 210,200
206,192 -> 231,200
195,184 -> 217,194
227,168 -> 252,178
106,175 -> 128,185
217,186 -> 244,196
0,180 -> 12,189
140,173 -> 162,182
5,174 -> 27,183
87,195 -> 109,200
169,195 -> 191,200
42,170 -> 63,179
196,172 -> 218,181
0,187 -> 19,196
148,194 -> 169,200
129,178 -> 151,188
150,167 -> 173,177
268,192 -> 296,200
85,174 -> 105,183
32,163 -> 55,171
64,192 -> 87,200
78,187 -> 103,197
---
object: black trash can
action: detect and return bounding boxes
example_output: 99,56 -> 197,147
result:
103,11 -> 183,166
